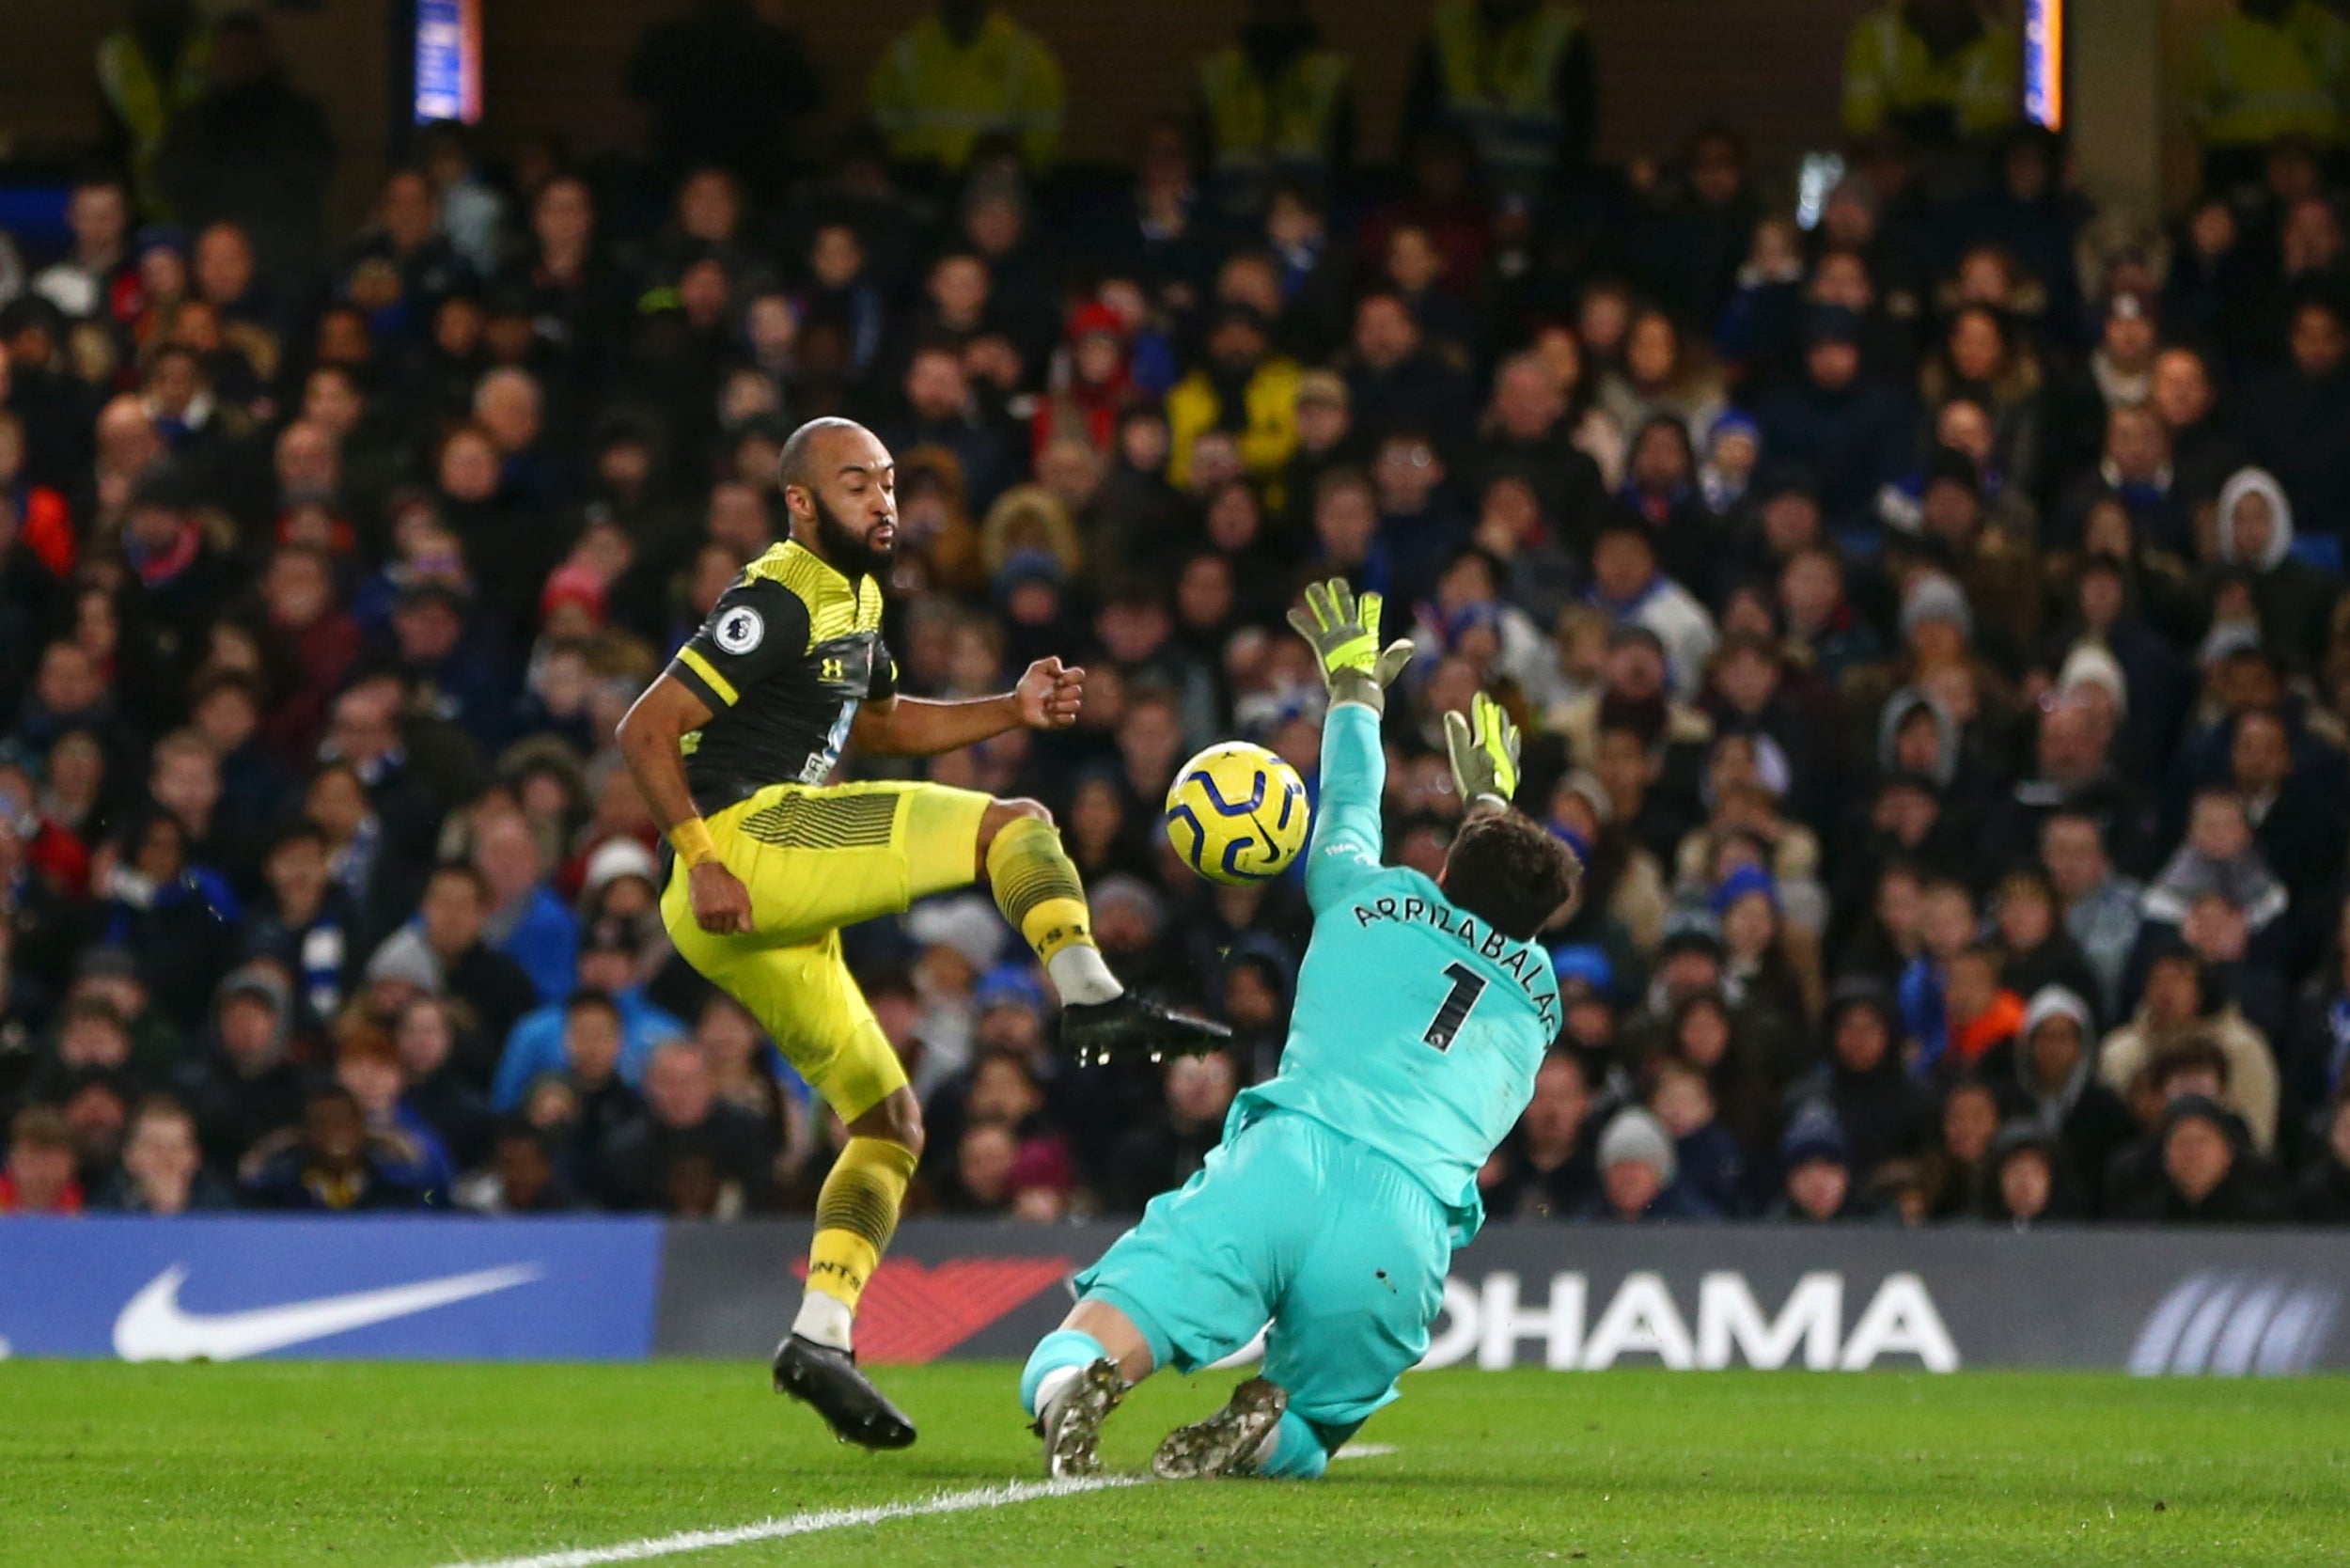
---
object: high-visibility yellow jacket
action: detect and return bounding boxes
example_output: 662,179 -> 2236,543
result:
1428,0 -> 1581,181
1841,4 -> 2018,140
96,24 -> 212,214
868,10 -> 1065,171
1166,359 -> 1303,501
2184,2 -> 2350,149
1198,44 -> 1350,178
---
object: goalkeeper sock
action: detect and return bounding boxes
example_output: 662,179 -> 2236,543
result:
986,817 -> 1121,1006
1020,1328 -> 1110,1419
1256,1410 -> 1330,1480
794,1137 -> 918,1350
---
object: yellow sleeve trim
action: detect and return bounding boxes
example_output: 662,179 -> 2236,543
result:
677,646 -> 739,707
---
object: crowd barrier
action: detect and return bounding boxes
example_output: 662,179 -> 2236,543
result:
3,1217 -> 2342,1375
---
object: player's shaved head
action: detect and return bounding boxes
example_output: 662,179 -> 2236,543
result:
778,417 -> 898,578
776,416 -> 883,496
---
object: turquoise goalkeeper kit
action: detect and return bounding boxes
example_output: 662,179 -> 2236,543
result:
1074,701 -> 1560,1433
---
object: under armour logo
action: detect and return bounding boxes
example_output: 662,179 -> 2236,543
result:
821,657 -> 845,682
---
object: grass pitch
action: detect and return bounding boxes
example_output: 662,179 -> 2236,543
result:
4,1361 -> 2346,1566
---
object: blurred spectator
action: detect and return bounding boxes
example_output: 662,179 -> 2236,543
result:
1792,980 -> 1932,1184
1196,1 -> 1353,216
472,809 -> 579,1005
491,921 -> 686,1114
457,1120 -> 583,1215
1579,1105 -> 1718,1222
96,1 -> 212,217
1986,1120 -> 2083,1227
2107,1094 -> 2285,1225
1768,1101 -> 1862,1222
174,964 -> 306,1172
152,11 -> 334,287
94,1095 -> 233,1213
2013,984 -> 2133,1206
1403,0 -> 1594,195
241,1084 -> 435,1211
598,1040 -> 771,1215
336,1024 -> 455,1199
1166,305 -> 1300,496
1482,1051 -> 1595,1218
1841,1 -> 2016,150
0,1105 -> 84,1213
870,1 -> 1066,176
1923,1076 -> 2000,1220
1104,1050 -> 1238,1212
627,1 -> 820,196
2099,949 -> 2280,1153
370,863 -> 540,1069
2184,2 -> 2350,186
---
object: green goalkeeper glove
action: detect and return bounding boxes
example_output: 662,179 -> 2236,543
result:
1286,577 -> 1414,713
1443,692 -> 1522,814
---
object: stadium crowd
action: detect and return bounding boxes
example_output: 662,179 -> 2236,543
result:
2,0 -> 2350,1231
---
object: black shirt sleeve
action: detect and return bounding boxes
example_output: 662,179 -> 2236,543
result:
867,635 -> 900,703
669,579 -> 809,712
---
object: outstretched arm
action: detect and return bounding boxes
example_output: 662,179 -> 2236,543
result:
1287,578 -> 1414,912
852,658 -> 1084,756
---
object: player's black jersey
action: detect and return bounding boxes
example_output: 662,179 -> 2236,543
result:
666,541 -> 898,814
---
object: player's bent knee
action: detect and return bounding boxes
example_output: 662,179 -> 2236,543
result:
849,1088 -> 925,1159
976,797 -> 1057,872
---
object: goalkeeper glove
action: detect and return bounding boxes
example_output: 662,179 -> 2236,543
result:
1285,577 -> 1414,713
1443,692 -> 1522,813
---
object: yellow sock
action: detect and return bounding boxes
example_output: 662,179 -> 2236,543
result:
805,1136 -> 917,1320
985,816 -> 1094,964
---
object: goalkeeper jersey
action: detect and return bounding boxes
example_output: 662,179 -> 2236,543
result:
1233,700 -> 1560,1243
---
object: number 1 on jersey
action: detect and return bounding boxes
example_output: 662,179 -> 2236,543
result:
1422,962 -> 1488,1052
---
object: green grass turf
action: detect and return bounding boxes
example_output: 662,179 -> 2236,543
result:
3,1362 -> 2346,1567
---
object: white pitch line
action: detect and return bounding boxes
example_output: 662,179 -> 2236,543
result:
428,1477 -> 1139,1568
1333,1443 -> 1397,1462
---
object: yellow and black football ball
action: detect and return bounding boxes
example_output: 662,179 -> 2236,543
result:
1162,741 -> 1311,886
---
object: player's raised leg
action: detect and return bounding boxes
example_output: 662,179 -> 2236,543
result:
977,797 -> 1229,1063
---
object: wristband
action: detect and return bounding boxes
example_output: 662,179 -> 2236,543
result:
668,817 -> 720,869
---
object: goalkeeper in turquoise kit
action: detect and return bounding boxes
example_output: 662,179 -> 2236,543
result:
1020,580 -> 1581,1481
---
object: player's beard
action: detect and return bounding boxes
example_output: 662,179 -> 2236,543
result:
809,493 -> 896,582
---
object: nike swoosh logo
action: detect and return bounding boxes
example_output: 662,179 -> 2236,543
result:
112,1262 -> 544,1362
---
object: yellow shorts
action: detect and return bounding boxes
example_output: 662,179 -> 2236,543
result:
661,779 -> 992,1121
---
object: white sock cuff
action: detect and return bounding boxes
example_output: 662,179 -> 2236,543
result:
791,1287 -> 855,1352
1045,944 -> 1123,1008
1033,1364 -> 1083,1415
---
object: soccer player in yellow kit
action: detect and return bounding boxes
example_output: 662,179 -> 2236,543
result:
617,417 -> 1225,1449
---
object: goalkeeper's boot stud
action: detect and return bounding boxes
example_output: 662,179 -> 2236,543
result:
1151,1376 -> 1289,1480
772,1334 -> 916,1450
1060,993 -> 1231,1067
1037,1356 -> 1126,1478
